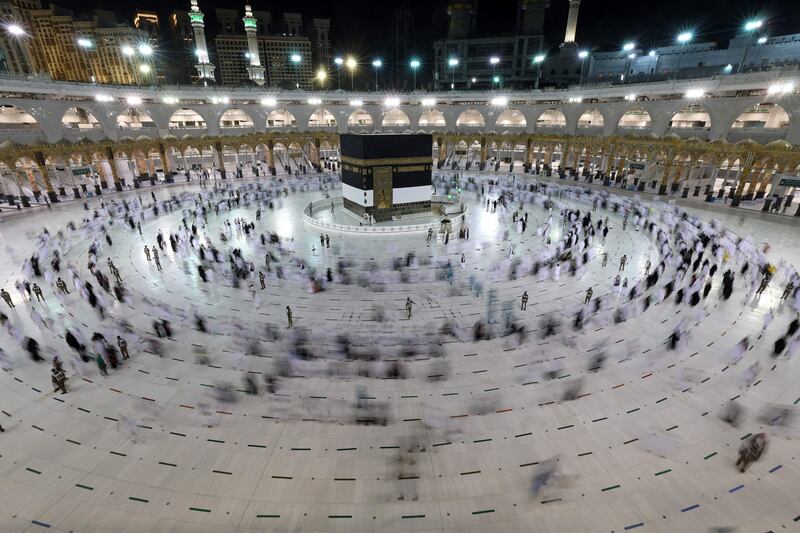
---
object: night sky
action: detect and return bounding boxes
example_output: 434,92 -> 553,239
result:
65,0 -> 800,64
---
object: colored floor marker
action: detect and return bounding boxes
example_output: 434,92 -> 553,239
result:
328,515 -> 352,518
769,464 -> 782,473
601,484 -> 620,491
75,483 -> 93,490
681,504 -> 700,512
704,452 -> 717,460
729,484 -> 744,493
257,514 -> 280,518
654,469 -> 671,476
26,467 -> 41,475
129,496 -> 149,503
189,507 -> 211,513
624,523 -> 644,530
30,520 -> 51,528
402,514 -> 425,519
472,509 -> 495,515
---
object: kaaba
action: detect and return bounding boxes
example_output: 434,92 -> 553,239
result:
340,133 -> 433,222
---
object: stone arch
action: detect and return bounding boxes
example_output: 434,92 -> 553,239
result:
536,108 -> 567,128
730,102 -> 790,130
419,109 -> 446,128
267,109 -> 296,128
577,108 -> 605,128
495,109 -> 526,129
618,108 -> 652,129
455,109 -> 485,127
169,108 -> 207,129
61,107 -> 100,130
347,108 -> 373,127
219,108 -> 254,128
308,108 -> 337,127
669,105 -> 711,130
116,108 -> 154,129
382,108 -> 410,127
0,104 -> 39,129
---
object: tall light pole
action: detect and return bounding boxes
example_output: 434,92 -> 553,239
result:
675,31 -> 693,80
346,56 -> 356,91
578,50 -> 588,84
410,58 -> 420,91
316,69 -> 327,90
371,59 -> 382,91
448,57 -> 458,90
622,42 -> 635,83
334,56 -> 343,89
533,54 -> 545,89
738,19 -> 763,73
490,56 -> 499,89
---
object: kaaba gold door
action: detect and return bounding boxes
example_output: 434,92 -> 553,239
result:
373,166 -> 393,210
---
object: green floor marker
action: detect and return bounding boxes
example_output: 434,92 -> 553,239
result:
328,515 -> 352,518
189,507 -> 211,513
704,452 -> 717,460
129,497 -> 148,503
75,484 -> 93,490
601,484 -> 620,491
654,469 -> 671,476
256,514 -> 280,518
26,468 -> 41,475
402,514 -> 425,519
472,509 -> 495,515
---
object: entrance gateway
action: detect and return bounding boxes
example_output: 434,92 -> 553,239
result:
340,133 -> 433,222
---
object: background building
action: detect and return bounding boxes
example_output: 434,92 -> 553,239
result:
433,0 -> 549,90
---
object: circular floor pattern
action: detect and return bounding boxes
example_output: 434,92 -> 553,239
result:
0,172 -> 799,533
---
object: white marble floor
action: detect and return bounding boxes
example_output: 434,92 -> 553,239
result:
0,173 -> 798,533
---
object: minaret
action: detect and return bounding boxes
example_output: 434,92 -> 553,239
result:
563,0 -> 581,44
189,0 -> 216,84
243,4 -> 265,85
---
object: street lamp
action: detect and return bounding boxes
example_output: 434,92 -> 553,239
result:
578,50 -> 589,84
533,54 -> 545,89
6,24 -> 25,36
371,59 -> 382,91
622,42 -> 635,52
121,45 -> 134,56
334,56 -> 343,89
448,57 -> 458,90
346,56 -> 357,91
139,64 -> 151,74
77,38 -> 92,48
316,69 -> 327,90
739,19 -> 764,73
290,54 -> 301,63
410,58 -> 420,90
138,44 -> 153,56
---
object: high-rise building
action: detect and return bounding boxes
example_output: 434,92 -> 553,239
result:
0,0 -> 40,75
134,10 -> 159,37
311,18 -> 331,69
8,3 -> 153,84
283,13 -> 303,36
264,35 -> 312,89
215,8 -> 239,34
167,9 -> 196,84
253,10 -> 272,35
390,6 -> 415,88
433,0 -> 547,90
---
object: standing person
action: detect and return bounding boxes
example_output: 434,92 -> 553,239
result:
427,228 -> 433,243
644,259 -> 651,277
153,249 -> 162,272
286,306 -> 293,328
521,291 -> 529,311
144,245 -> 151,262
117,336 -> 129,360
32,283 -> 44,302
619,254 -> 627,272
601,252 -> 608,267
259,271 -> 266,290
584,287 -> 593,304
325,235 -> 330,248
405,297 -> 415,319
0,288 -> 13,308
